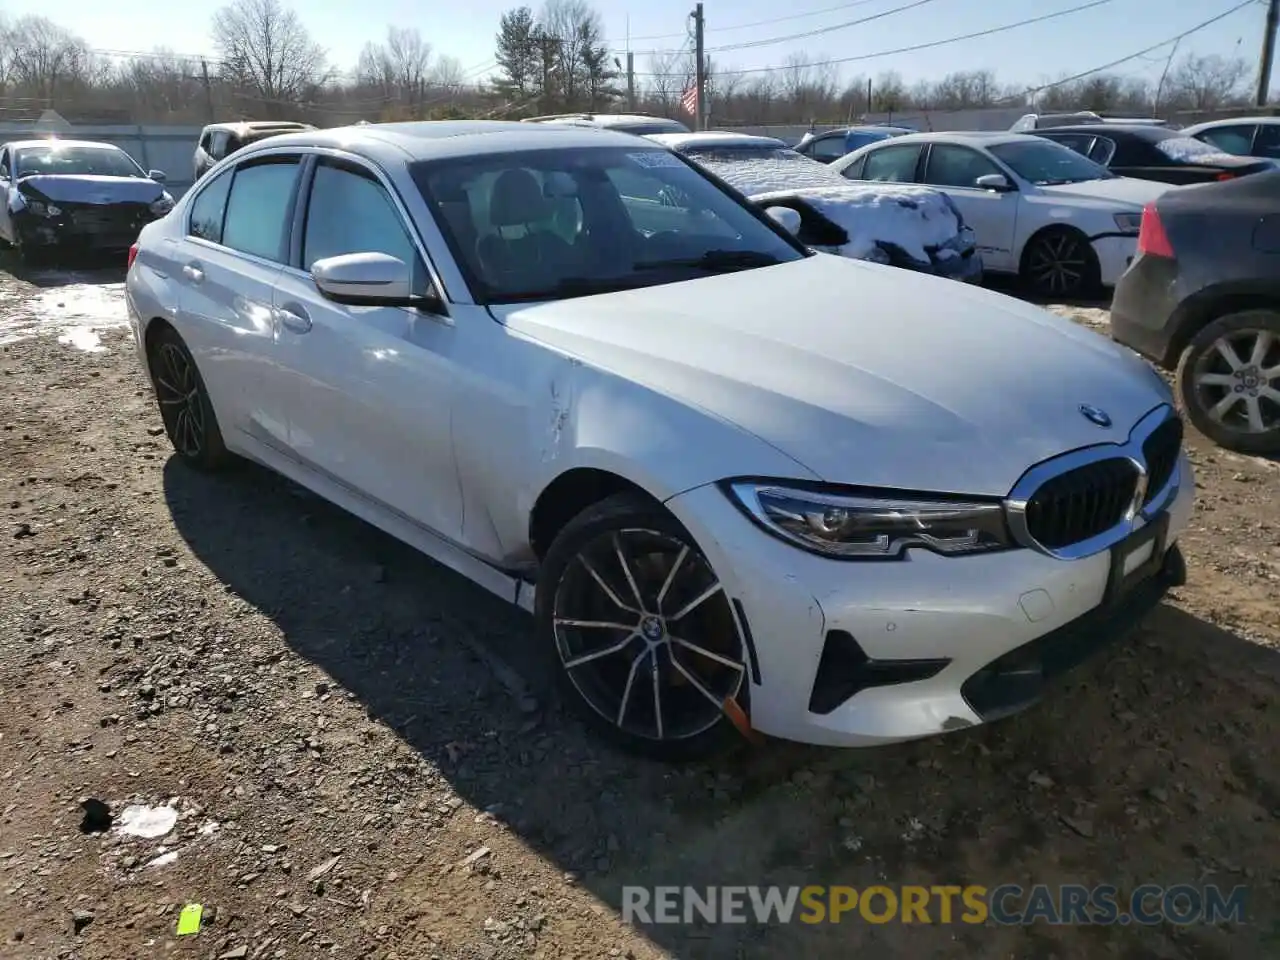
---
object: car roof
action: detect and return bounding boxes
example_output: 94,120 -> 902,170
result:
202,121 -> 314,134
648,131 -> 789,151
1034,124 -> 1177,141
860,131 -> 1028,148
233,120 -> 666,164
1182,116 -> 1280,133
524,113 -> 681,127
3,138 -> 124,151
823,125 -> 912,136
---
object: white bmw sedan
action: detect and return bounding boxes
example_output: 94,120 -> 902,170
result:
831,132 -> 1171,298
126,121 -> 1193,760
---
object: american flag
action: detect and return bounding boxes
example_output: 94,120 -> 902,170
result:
680,83 -> 698,117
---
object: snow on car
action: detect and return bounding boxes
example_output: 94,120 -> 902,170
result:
646,132 -> 981,282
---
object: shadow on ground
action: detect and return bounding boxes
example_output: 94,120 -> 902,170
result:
982,273 -> 1113,311
163,456 -> 1280,958
0,248 -> 127,287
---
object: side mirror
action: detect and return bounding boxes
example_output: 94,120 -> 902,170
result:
975,173 -> 1014,192
312,252 -> 415,306
148,169 -> 167,183
764,205 -> 802,236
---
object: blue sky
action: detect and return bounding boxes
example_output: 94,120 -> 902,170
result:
8,0 -> 1266,90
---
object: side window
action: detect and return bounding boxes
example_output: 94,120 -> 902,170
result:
861,145 -> 921,182
198,132 -> 211,153
207,132 -> 226,160
1253,125 -> 1280,159
922,144 -> 1001,188
810,136 -> 851,162
1197,125 -> 1256,157
1088,137 -> 1117,165
187,168 -> 234,243
221,157 -> 301,262
838,156 -> 867,179
302,161 -> 420,272
0,148 -> 9,180
1044,134 -> 1093,157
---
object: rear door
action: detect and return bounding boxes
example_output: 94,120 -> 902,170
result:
174,153 -> 303,449
920,143 -> 1018,271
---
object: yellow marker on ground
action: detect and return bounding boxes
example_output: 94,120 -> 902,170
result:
176,903 -> 203,935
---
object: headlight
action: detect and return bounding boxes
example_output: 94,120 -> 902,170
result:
725,481 -> 1013,560
1113,212 -> 1141,233
150,193 -> 175,216
24,199 -> 60,217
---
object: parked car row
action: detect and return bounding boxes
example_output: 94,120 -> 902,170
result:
124,119 -> 1196,761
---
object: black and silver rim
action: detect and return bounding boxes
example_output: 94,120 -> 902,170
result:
153,342 -> 205,457
1193,328 -> 1280,435
551,528 -> 746,742
1026,233 -> 1088,296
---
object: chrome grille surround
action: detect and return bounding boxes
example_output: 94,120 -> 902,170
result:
1004,404 -> 1183,560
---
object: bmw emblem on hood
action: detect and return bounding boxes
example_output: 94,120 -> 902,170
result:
1079,404 -> 1112,428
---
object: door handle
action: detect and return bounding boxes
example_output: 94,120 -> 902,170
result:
182,262 -> 204,283
276,303 -> 312,334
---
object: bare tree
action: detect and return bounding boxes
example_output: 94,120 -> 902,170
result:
538,0 -> 614,111
357,27 -> 433,111
5,16 -> 94,100
644,50 -> 691,115
780,53 -> 837,119
870,70 -> 908,112
1165,53 -> 1248,111
211,0 -> 330,114
117,50 -> 206,119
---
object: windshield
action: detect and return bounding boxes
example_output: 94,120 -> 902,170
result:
14,145 -> 145,179
989,139 -> 1114,184
685,145 -> 803,164
411,145 -> 806,304
1154,136 -> 1233,163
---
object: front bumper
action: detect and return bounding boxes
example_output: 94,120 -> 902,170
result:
664,453 -> 1194,748
1089,233 -> 1140,288
15,204 -> 157,252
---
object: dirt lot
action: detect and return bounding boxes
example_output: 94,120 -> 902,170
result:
2,258 -> 1279,960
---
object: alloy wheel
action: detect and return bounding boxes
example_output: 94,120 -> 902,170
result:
551,528 -> 746,743
153,342 -> 206,458
1192,328 -> 1280,436
1026,232 -> 1089,297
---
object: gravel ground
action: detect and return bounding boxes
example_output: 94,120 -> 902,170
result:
2,257 -> 1279,960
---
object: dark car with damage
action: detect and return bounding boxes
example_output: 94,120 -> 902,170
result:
0,139 -> 175,264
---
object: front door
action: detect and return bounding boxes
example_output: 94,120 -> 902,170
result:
0,148 -> 14,244
269,156 -> 464,541
920,144 -> 1019,272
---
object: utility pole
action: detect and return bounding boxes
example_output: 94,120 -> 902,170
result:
1257,0 -> 1279,106
627,51 -> 635,111
200,59 -> 215,123
692,2 -> 706,130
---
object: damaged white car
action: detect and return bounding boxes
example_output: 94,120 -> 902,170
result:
126,121 -> 1192,760
647,131 -> 982,282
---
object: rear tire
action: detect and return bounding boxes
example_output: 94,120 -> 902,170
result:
535,493 -> 751,762
1176,309 -> 1280,455
1020,227 -> 1100,300
146,325 -> 233,470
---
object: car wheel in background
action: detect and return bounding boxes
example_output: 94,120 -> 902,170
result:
146,325 -> 233,470
1176,309 -> 1280,455
535,493 -> 751,761
1020,227 -> 1099,299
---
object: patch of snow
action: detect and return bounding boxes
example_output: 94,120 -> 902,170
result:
116,803 -> 178,839
693,156 -> 960,263
752,183 -> 960,263
146,850 -> 179,868
1154,137 -> 1239,164
0,279 -> 127,352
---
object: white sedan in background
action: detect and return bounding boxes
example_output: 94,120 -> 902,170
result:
647,131 -> 982,282
831,132 -> 1171,298
126,121 -> 1192,760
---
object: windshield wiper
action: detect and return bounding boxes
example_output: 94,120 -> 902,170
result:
633,249 -> 784,273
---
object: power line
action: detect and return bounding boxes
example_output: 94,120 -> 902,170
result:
610,0 -> 890,45
636,0 -> 1119,77
705,0 -> 948,54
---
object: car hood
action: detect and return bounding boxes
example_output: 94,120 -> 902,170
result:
15,175 -> 163,204
493,254 -> 1169,497
1036,176 -> 1170,207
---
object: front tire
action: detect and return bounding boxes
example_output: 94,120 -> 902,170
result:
535,493 -> 750,762
146,325 -> 232,470
1176,309 -> 1280,455
1020,227 -> 1099,299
